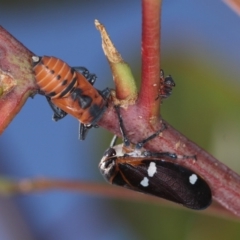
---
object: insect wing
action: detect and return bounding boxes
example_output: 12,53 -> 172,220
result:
115,158 -> 211,210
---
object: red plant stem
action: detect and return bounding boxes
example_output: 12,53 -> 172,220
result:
0,26 -> 38,133
138,0 -> 161,120
223,0 -> 240,16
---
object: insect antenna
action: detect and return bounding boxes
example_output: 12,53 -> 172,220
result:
110,135 -> 118,148
114,105 -> 131,147
114,105 -> 167,150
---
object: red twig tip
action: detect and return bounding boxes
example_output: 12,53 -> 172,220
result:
138,0 -> 162,121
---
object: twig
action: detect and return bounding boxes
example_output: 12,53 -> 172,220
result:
0,177 -> 237,219
223,0 -> 240,16
0,1 -> 240,218
0,26 -> 38,133
138,0 -> 162,120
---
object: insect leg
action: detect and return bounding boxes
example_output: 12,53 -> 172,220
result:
73,67 -> 97,85
79,123 -> 92,140
114,106 -> 167,149
46,97 -> 67,121
143,150 -> 197,161
135,123 -> 167,149
143,151 -> 177,159
99,88 -> 111,100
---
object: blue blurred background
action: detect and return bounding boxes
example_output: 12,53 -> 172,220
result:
1,1 -> 240,239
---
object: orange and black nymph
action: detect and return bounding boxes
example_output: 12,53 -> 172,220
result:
32,56 -> 110,140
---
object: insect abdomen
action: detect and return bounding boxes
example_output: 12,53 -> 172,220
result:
33,56 -> 109,125
33,56 -> 77,99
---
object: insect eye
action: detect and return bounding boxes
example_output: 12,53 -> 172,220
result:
103,147 -> 116,157
104,158 -> 114,169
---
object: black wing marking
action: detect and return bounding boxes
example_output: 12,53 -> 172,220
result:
114,159 -> 211,210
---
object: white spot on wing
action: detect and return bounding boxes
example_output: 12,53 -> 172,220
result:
189,174 -> 198,185
148,162 -> 157,177
140,177 -> 149,187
